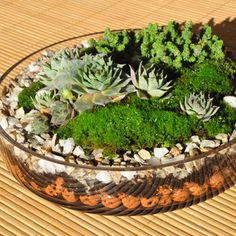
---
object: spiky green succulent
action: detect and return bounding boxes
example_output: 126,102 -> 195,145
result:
50,101 -> 72,125
180,92 -> 219,121
30,113 -> 49,135
32,89 -> 56,113
129,62 -> 172,99
72,54 -> 134,112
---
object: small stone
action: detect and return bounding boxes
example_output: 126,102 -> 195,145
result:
161,154 -> 185,164
33,135 -> 45,144
96,171 -> 112,184
190,135 -> 201,145
52,144 -> 62,153
134,154 -> 143,163
230,129 -> 236,141
169,147 -> 181,157
121,171 -> 137,180
200,140 -> 216,149
215,133 -> 228,143
0,116 -> 8,129
15,107 -> 25,119
28,63 -> 40,73
200,147 -> 212,153
184,162 -> 194,173
92,149 -> 103,159
16,133 -> 25,143
138,149 -> 151,160
73,146 -> 85,156
38,153 -> 65,174
81,40 -> 91,48
123,151 -> 132,161
176,143 -> 184,150
155,169 -> 166,178
154,147 -> 169,159
185,143 -> 199,153
223,96 -> 236,109
214,140 -> 221,147
147,157 -> 161,165
62,138 -> 75,155
121,161 -> 127,166
189,148 -> 201,156
101,159 -> 110,165
41,133 -> 51,140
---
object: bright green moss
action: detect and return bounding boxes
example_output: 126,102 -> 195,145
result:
18,81 -> 44,112
57,99 -> 198,153
203,104 -> 236,138
173,61 -> 233,102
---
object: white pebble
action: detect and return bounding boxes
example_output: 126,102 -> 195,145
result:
154,147 -> 169,159
38,154 -> 65,174
215,133 -> 228,143
15,107 -> 25,119
73,146 -> 85,156
28,63 -> 40,73
138,149 -> 151,160
62,138 -> 75,155
185,143 -> 199,153
0,116 -> 8,129
223,96 -> 236,109
190,135 -> 201,144
92,149 -> 103,159
96,171 -> 112,184
161,154 -> 185,164
121,171 -> 137,180
200,140 -> 216,148
229,129 -> 236,141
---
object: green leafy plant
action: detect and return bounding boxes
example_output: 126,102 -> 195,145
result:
180,92 -> 219,121
18,81 -> 45,112
129,62 -> 172,99
135,21 -> 225,69
89,28 -> 131,54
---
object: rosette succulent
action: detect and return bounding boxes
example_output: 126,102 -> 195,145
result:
37,57 -> 79,99
32,89 -> 56,113
72,54 -> 135,112
129,62 -> 172,99
50,101 -> 72,126
180,92 -> 219,121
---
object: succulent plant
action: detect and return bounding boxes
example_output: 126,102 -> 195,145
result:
37,57 -> 79,95
30,113 -> 49,135
72,54 -> 135,112
32,89 -> 56,113
180,92 -> 219,121
50,101 -> 72,125
129,62 -> 172,99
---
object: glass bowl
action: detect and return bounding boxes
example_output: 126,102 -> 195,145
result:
0,31 -> 236,215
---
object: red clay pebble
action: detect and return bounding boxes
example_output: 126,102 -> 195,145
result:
140,196 -> 160,208
209,172 -> 225,189
172,188 -> 190,202
79,195 -> 100,206
122,195 -> 141,209
101,194 -> 122,208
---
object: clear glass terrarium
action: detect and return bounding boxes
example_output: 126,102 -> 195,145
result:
0,32 -> 235,215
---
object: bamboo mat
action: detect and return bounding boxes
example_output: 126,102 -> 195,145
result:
0,0 -> 236,235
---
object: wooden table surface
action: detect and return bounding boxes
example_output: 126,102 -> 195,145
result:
0,1 -> 236,235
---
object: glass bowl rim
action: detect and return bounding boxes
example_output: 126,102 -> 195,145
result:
0,29 -> 235,171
